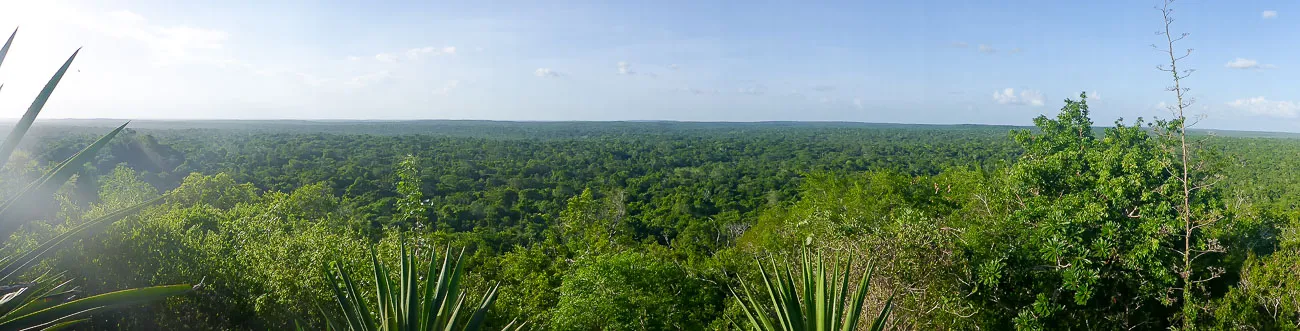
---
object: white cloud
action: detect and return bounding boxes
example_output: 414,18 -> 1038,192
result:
1225,58 -> 1276,70
405,46 -> 435,59
89,10 -> 230,65
952,42 -> 969,48
346,56 -> 362,61
374,46 -> 455,63
1009,48 -> 1023,54
992,88 -> 1044,106
1227,97 -> 1298,118
978,44 -> 996,53
812,85 -> 836,92
853,98 -> 864,109
617,61 -> 635,75
1090,91 -> 1100,100
1263,10 -> 1278,19
993,89 -> 1015,104
668,64 -> 680,70
346,71 -> 392,88
534,68 -> 562,77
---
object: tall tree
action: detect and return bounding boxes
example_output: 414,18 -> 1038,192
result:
395,155 -> 429,230
1154,1 -> 1227,326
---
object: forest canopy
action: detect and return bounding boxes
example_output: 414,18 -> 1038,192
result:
1,99 -> 1298,329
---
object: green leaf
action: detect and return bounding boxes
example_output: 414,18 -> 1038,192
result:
0,279 -> 74,319
34,318 -> 86,331
868,296 -> 893,331
733,248 -> 890,331
0,47 -> 80,170
321,242 -> 500,331
0,192 -> 161,284
0,28 -> 15,71
0,122 -> 128,243
0,284 -> 192,330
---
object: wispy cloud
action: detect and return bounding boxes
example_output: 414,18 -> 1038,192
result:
853,98 -> 864,109
677,87 -> 718,95
1263,10 -> 1278,19
952,42 -> 969,48
668,64 -> 680,70
992,88 -> 1044,106
1009,48 -> 1023,54
737,85 -> 767,95
296,73 -> 330,87
534,68 -> 563,77
812,85 -> 836,92
96,10 -> 230,65
346,71 -> 392,88
617,61 -> 635,75
1227,97 -> 1298,118
373,46 -> 456,63
978,44 -> 997,53
1225,58 -> 1276,70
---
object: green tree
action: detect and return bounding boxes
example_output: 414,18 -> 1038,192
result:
1153,1 -> 1231,326
969,94 -> 1230,329
395,155 -> 430,229
558,188 -> 631,257
550,250 -> 721,330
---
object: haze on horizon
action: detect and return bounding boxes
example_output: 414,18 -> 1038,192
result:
0,0 -> 1297,132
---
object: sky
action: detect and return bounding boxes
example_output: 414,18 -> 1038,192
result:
0,0 -> 1297,131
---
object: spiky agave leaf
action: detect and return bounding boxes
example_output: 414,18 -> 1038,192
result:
0,193 -> 163,285
0,284 -> 194,330
0,47 -> 80,170
35,318 -> 85,331
0,122 -> 128,244
0,28 -> 15,71
321,242 -> 511,331
0,34 -> 191,330
732,248 -> 893,331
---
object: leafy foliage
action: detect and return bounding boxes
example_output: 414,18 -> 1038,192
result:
0,28 -> 190,330
12,96 -> 1300,329
550,249 -> 721,330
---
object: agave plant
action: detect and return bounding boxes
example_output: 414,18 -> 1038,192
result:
0,27 -> 193,330
733,248 -> 894,331
321,241 -> 523,331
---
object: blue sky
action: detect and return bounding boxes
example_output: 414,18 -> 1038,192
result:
1,0 -> 1297,131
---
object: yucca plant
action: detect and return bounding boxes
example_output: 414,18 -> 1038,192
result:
0,27 -> 193,330
321,241 -> 524,331
733,248 -> 894,331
